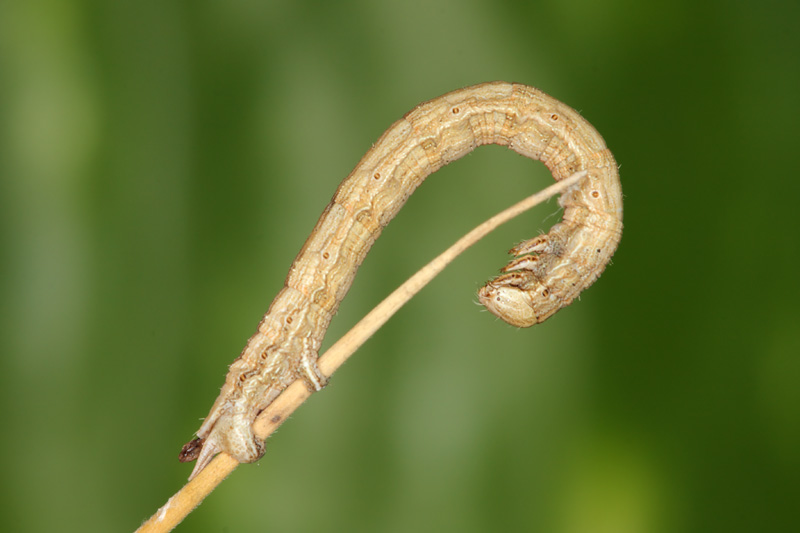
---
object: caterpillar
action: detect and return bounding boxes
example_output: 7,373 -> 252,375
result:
180,81 -> 623,478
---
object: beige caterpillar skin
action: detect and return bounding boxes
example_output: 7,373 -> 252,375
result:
181,82 -> 622,477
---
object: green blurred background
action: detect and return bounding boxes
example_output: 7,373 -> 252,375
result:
1,1 -> 798,531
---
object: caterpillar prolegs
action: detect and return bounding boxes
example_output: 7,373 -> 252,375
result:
181,82 -> 623,478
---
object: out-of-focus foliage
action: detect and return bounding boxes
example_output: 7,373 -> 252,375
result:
1,1 -> 798,531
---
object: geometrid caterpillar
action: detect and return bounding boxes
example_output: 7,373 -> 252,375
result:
180,81 -> 623,479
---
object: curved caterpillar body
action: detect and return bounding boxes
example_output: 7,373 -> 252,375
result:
182,82 -> 622,476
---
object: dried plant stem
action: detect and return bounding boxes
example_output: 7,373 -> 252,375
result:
135,170 -> 587,533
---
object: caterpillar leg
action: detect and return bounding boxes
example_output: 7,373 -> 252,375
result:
297,347 -> 328,392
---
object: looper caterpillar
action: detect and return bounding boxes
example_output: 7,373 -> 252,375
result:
180,81 -> 623,478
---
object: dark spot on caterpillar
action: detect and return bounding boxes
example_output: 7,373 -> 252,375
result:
179,437 -> 204,463
550,113 -> 559,121
286,316 -> 293,324
322,251 -> 330,259
591,190 -> 600,198
452,106 -> 460,114
373,172 -> 381,179
542,289 -> 550,297
271,414 -> 282,424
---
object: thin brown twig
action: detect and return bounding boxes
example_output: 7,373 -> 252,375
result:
135,170 -> 587,533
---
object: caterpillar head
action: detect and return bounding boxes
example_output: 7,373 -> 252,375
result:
478,283 -> 539,327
